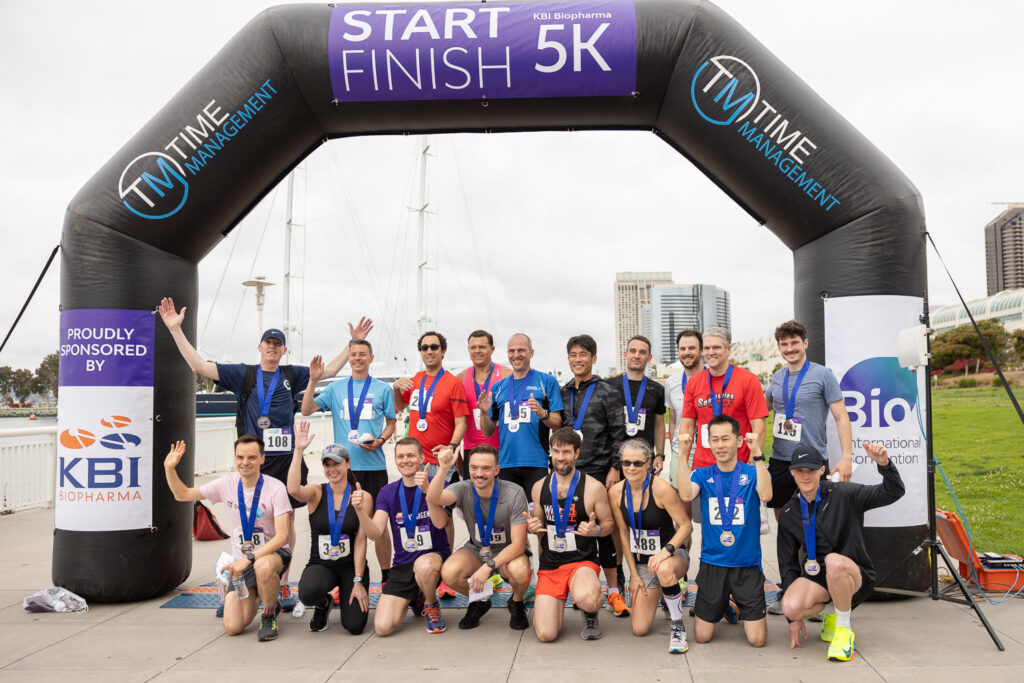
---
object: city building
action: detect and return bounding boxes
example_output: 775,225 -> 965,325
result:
613,272 -> 673,373
985,205 -> 1024,296
931,288 -> 1024,334
644,284 -> 731,365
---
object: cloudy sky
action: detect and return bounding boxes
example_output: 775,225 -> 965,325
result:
1,0 -> 1020,379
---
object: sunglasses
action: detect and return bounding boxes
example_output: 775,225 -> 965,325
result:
419,344 -> 441,351
621,459 -> 649,469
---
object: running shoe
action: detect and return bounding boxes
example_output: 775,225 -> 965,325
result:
820,612 -> 836,642
459,598 -> 491,630
330,586 -> 340,606
215,601 -> 224,618
507,598 -> 529,630
827,625 -> 855,661
724,597 -> 739,624
767,596 -> 784,615
668,621 -> 689,654
524,584 -> 536,604
437,580 -> 456,600
581,611 -> 602,640
423,603 -> 447,633
292,601 -> 306,618
606,591 -> 630,618
279,584 -> 296,613
258,604 -> 281,642
411,593 -> 426,617
309,599 -> 330,632
760,518 -> 771,535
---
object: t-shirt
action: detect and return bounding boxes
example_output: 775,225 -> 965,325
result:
489,369 -> 564,468
666,369 -> 698,454
764,362 -> 843,462
376,480 -> 451,566
605,375 -> 666,451
215,363 -> 310,456
314,376 -> 396,471
690,463 -> 761,568
400,369 -> 470,464
200,472 -> 293,560
448,479 -> 527,552
462,364 -> 506,451
682,365 -> 768,468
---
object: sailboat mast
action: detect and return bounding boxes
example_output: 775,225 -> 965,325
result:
416,135 -> 432,337
284,170 -> 295,363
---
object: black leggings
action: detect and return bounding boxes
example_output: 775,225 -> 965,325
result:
298,563 -> 370,635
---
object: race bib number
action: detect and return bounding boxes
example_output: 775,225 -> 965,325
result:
546,525 -> 578,553
707,498 -> 746,526
408,392 -> 433,414
399,521 -> 433,551
623,407 -> 647,430
263,428 -> 292,453
232,527 -> 267,550
700,423 -> 710,448
473,407 -> 482,430
475,526 -> 507,546
630,529 -> 661,555
317,534 -> 352,560
773,413 -> 802,442
344,398 -> 374,421
503,403 -> 531,428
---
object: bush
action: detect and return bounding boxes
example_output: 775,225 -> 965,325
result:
958,378 -> 978,388
992,376 -> 1004,387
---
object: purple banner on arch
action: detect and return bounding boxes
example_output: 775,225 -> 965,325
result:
59,309 -> 154,387
328,1 -> 637,102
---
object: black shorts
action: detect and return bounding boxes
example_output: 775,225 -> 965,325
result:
767,457 -> 797,508
241,548 -> 292,588
353,469 -> 389,501
381,553 -> 449,601
260,455 -> 307,509
499,466 -> 548,498
694,563 -> 766,623
805,566 -> 874,610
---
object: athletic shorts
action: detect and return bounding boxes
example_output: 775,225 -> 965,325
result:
352,469 -> 389,502
536,560 -> 600,601
381,553 -> 449,602
499,466 -> 548,499
805,565 -> 874,610
260,455 -> 307,509
241,548 -> 292,589
635,547 -> 690,589
694,563 -> 766,623
768,457 -> 797,508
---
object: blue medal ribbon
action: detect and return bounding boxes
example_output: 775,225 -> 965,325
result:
509,369 -> 535,418
347,377 -> 373,433
417,369 -> 445,419
551,470 -> 580,538
783,360 -> 811,420
473,363 -> 495,399
472,481 -> 500,547
624,473 -> 651,551
325,483 -> 351,547
800,486 -> 822,564
398,482 -> 424,547
256,367 -> 281,421
712,466 -> 742,537
623,374 -> 647,426
570,382 -> 597,431
707,365 -> 734,417
237,474 -> 264,543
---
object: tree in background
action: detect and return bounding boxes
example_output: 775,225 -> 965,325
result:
11,369 -> 34,403
1013,330 -> 1024,366
931,320 -> 1010,372
32,353 -> 59,400
0,366 -> 12,403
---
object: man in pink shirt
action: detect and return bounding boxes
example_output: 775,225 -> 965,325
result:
164,435 -> 293,642
455,330 -> 512,474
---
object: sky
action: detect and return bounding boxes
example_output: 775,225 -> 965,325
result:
1,0 -> 1020,380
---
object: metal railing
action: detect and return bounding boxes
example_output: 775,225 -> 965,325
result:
0,413 -> 336,513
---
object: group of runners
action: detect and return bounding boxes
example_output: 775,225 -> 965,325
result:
158,298 -> 905,662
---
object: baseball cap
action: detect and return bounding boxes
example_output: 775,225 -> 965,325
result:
322,443 -> 350,463
261,328 -> 286,345
789,444 -> 826,470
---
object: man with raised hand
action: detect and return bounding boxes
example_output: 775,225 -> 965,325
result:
666,329 -> 704,487
524,428 -> 614,643
164,436 -> 292,641
427,444 -> 531,631
351,437 -> 452,636
455,330 -> 512,474
479,333 -> 563,495
778,443 -> 904,662
301,338 -> 396,587
678,415 -> 772,647
157,297 -> 371,610
560,334 -> 629,616
607,335 -> 667,477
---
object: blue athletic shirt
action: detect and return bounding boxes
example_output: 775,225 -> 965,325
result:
691,462 -> 762,568
488,370 -> 564,468
314,377 -> 395,471
216,363 -> 310,455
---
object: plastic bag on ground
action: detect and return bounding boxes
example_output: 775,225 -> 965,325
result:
23,586 -> 89,613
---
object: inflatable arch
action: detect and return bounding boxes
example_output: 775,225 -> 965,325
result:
57,0 -> 928,601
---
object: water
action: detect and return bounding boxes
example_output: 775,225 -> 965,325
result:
0,416 -> 58,429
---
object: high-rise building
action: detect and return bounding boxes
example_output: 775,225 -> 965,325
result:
614,272 -> 673,373
985,205 -> 1024,296
646,284 -> 731,364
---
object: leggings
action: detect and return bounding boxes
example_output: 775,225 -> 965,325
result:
298,563 -> 370,635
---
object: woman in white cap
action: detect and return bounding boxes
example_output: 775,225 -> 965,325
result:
287,423 -> 371,634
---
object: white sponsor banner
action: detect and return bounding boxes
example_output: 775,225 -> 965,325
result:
825,295 -> 927,527
55,386 -> 153,531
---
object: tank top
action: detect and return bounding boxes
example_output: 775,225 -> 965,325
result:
619,478 -> 676,565
307,483 -> 360,566
462,364 -> 504,450
538,471 -> 598,570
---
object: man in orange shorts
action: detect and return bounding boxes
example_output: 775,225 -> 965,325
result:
524,428 -> 614,642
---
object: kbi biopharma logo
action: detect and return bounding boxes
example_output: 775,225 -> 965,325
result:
690,55 -> 841,213
840,357 -> 922,467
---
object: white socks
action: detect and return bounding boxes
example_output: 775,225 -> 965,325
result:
835,608 -> 851,629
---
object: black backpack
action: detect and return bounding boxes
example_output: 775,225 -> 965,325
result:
235,364 -> 300,437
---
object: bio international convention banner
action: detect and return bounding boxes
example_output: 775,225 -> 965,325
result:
824,295 -> 927,528
56,309 -> 154,531
328,1 -> 637,102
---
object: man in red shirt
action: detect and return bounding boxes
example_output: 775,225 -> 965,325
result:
455,330 -> 511,476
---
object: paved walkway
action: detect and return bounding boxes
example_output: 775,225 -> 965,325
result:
3,450 -> 1023,681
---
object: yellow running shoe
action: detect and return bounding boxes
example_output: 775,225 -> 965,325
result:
827,625 -> 855,661
820,612 -> 836,642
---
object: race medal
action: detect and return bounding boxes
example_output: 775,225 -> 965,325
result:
622,374 -> 647,437
773,413 -> 802,442
237,474 -> 264,557
549,471 -> 580,554
257,415 -> 271,429
241,542 -> 255,554
570,383 -> 596,443
404,538 -> 419,552
624,474 -> 651,557
416,418 -> 428,432
574,429 -> 583,442
800,485 -> 823,579
506,405 -> 520,433
626,423 -> 638,436
712,465 -> 742,549
480,547 -> 492,561
254,367 -> 280,433
473,364 -> 494,431
348,429 -> 360,444
720,531 -> 735,547
554,537 -> 568,551
415,369 -> 444,432
779,359 -> 810,442
398,482 -> 425,554
804,559 -> 821,576
508,369 -> 536,433
472,481 -> 500,560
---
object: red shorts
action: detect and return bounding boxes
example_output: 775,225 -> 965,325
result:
536,561 -> 600,601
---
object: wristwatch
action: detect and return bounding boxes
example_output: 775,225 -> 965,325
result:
353,576 -> 364,583
665,543 -> 676,554
246,552 -> 256,563
654,453 -> 665,460
485,558 -> 496,570
753,455 -> 766,462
